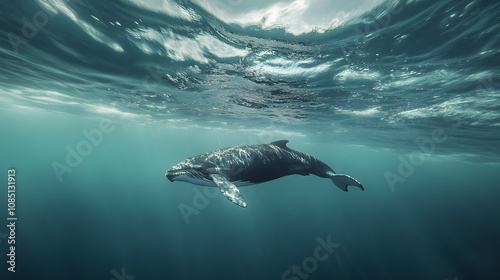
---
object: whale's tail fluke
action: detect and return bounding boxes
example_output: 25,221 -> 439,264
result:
327,171 -> 364,192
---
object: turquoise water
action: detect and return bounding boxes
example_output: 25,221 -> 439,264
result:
1,0 -> 500,279
1,106 -> 499,280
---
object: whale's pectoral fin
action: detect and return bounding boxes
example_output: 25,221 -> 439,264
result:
328,173 -> 364,192
209,174 -> 247,208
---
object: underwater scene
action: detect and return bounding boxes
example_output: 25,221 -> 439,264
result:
0,0 -> 499,279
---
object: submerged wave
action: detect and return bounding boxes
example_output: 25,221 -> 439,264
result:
0,0 -> 499,155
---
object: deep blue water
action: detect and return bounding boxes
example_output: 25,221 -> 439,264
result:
0,0 -> 499,279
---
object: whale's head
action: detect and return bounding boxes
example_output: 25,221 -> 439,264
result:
166,163 -> 212,186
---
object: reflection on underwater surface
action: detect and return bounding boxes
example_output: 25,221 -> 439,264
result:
1,0 -> 499,155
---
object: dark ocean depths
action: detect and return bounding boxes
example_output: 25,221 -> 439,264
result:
1,0 -> 499,279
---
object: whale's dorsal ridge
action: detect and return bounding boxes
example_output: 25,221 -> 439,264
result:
269,140 -> 289,149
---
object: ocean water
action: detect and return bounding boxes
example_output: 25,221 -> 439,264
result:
1,0 -> 499,279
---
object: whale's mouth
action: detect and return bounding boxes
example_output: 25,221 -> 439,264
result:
166,172 -> 175,182
165,170 -> 187,182
165,168 -> 210,185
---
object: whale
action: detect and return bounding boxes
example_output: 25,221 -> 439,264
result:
166,140 -> 363,207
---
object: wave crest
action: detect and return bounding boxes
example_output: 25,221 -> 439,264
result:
193,0 -> 384,35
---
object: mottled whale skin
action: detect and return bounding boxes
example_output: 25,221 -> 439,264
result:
166,140 -> 363,207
